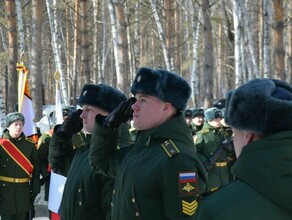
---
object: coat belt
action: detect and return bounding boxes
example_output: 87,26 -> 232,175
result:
0,175 -> 30,183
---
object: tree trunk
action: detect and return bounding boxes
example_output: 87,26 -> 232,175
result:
272,0 -> 286,80
150,0 -> 172,70
46,0 -> 69,106
80,0 -> 91,85
112,0 -> 130,92
15,0 -> 25,53
5,0 -> 18,113
202,0 -> 213,109
30,0 -> 43,121
232,0 -> 243,87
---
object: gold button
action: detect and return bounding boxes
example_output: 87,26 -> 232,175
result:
79,201 -> 82,206
132,198 -> 135,203
15,178 -> 19,183
135,212 -> 140,217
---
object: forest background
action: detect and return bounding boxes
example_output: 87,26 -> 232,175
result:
0,0 -> 291,124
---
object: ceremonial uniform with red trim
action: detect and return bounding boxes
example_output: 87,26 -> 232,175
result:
90,114 -> 207,219
0,130 -> 40,217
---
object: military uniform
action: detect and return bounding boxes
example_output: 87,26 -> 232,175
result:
90,115 -> 207,219
48,126 -> 114,220
194,122 -> 232,190
0,130 -> 40,219
37,129 -> 86,201
195,130 -> 292,219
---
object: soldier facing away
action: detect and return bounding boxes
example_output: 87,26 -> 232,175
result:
195,78 -> 292,219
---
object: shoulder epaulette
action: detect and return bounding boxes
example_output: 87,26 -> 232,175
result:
161,139 -> 180,158
200,129 -> 209,135
197,187 -> 220,201
25,137 -> 36,144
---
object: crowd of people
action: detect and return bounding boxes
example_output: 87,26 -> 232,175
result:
0,67 -> 291,220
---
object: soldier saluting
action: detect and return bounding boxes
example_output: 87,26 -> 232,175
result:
90,67 -> 207,219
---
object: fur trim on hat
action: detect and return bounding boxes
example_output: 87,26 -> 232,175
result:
130,67 -> 191,112
78,84 -> 127,113
5,112 -> 25,128
193,108 -> 204,117
184,109 -> 193,118
204,107 -> 223,121
225,78 -> 292,134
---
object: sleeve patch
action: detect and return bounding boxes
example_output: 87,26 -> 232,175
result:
178,172 -> 198,196
182,199 -> 198,216
161,139 -> 180,158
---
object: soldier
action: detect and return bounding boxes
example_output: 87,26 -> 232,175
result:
184,108 -> 195,134
192,108 -> 204,135
195,78 -> 292,219
37,107 -> 85,219
194,107 -> 233,191
0,112 -> 40,220
89,67 -> 207,219
48,84 -> 129,220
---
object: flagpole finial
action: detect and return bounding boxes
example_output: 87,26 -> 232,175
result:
54,71 -> 61,81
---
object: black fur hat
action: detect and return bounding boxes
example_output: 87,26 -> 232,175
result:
5,112 -> 25,127
184,109 -> 193,118
193,108 -> 204,117
130,67 -> 191,112
225,78 -> 292,134
79,84 -> 127,112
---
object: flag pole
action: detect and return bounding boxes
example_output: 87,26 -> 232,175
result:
54,71 -> 63,125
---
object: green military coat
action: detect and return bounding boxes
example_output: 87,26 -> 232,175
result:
49,127 -> 114,220
90,115 -> 207,219
195,130 -> 292,219
194,122 -> 232,190
0,130 -> 40,214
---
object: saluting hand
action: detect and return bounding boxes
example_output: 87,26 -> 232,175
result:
102,97 -> 136,128
57,109 -> 83,138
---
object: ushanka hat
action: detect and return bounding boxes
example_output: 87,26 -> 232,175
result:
204,107 -> 223,121
193,108 -> 204,117
225,78 -> 292,134
184,109 -> 193,118
79,84 -> 127,113
5,112 -> 25,127
130,67 -> 191,112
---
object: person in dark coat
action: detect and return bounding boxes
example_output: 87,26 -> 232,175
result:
89,67 -> 207,219
0,112 -> 40,220
48,84 -> 129,220
195,78 -> 292,219
194,107 -> 233,191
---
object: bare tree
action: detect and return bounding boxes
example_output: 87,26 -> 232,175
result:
272,0 -> 286,80
202,0 -> 214,108
5,0 -> 18,112
111,0 -> 130,92
46,0 -> 69,106
80,0 -> 91,85
29,0 -> 44,121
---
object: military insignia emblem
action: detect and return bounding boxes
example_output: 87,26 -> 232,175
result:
178,172 -> 198,196
182,199 -> 198,216
82,90 -> 87,96
137,75 -> 141,82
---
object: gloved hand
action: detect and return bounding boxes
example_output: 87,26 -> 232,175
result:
103,97 -> 136,128
57,109 -> 83,138
203,160 -> 216,173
